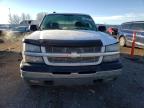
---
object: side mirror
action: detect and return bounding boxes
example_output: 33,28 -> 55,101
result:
98,25 -> 106,32
29,25 -> 38,31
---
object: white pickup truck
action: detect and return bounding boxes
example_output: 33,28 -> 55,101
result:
20,13 -> 122,86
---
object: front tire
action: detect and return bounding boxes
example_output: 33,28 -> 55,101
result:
119,36 -> 126,47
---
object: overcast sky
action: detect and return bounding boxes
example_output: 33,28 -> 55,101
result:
0,0 -> 144,24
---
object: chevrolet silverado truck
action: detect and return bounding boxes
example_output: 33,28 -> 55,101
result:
20,13 -> 122,86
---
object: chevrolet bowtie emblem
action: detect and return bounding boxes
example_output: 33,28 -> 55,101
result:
70,52 -> 80,58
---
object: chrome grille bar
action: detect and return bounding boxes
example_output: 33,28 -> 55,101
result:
45,46 -> 101,53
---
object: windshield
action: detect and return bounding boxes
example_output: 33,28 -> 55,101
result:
40,14 -> 97,31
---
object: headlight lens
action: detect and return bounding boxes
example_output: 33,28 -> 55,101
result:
105,43 -> 119,52
24,43 -> 41,52
23,43 -> 43,63
24,56 -> 44,63
103,43 -> 120,62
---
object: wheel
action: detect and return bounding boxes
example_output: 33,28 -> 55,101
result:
119,36 -> 126,47
111,32 -> 114,35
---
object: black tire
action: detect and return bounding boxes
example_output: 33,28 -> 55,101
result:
119,36 -> 126,47
112,32 -> 114,35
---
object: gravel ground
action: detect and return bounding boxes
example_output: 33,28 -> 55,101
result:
0,40 -> 144,108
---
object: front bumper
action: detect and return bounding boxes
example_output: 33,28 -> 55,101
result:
21,69 -> 121,85
20,61 -> 122,85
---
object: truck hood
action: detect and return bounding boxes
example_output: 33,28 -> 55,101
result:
25,30 -> 117,46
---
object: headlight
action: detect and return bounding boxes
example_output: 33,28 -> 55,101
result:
24,55 -> 44,63
24,43 -> 41,52
103,43 -> 120,62
103,54 -> 120,62
23,43 -> 43,63
105,43 -> 119,52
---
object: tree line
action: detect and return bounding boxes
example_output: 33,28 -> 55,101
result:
9,12 -> 47,24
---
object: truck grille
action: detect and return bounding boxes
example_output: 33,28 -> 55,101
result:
45,46 -> 101,53
48,57 -> 99,63
44,46 -> 102,65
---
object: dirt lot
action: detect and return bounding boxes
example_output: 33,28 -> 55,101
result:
0,39 -> 144,108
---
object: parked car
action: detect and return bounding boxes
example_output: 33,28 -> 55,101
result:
107,27 -> 118,36
118,21 -> 144,48
20,20 -> 35,26
20,13 -> 122,86
97,25 -> 106,32
8,26 -> 29,36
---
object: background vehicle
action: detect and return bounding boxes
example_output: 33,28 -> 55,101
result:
118,21 -> 144,48
20,20 -> 34,25
8,26 -> 29,36
97,25 -> 106,32
107,27 -> 118,36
